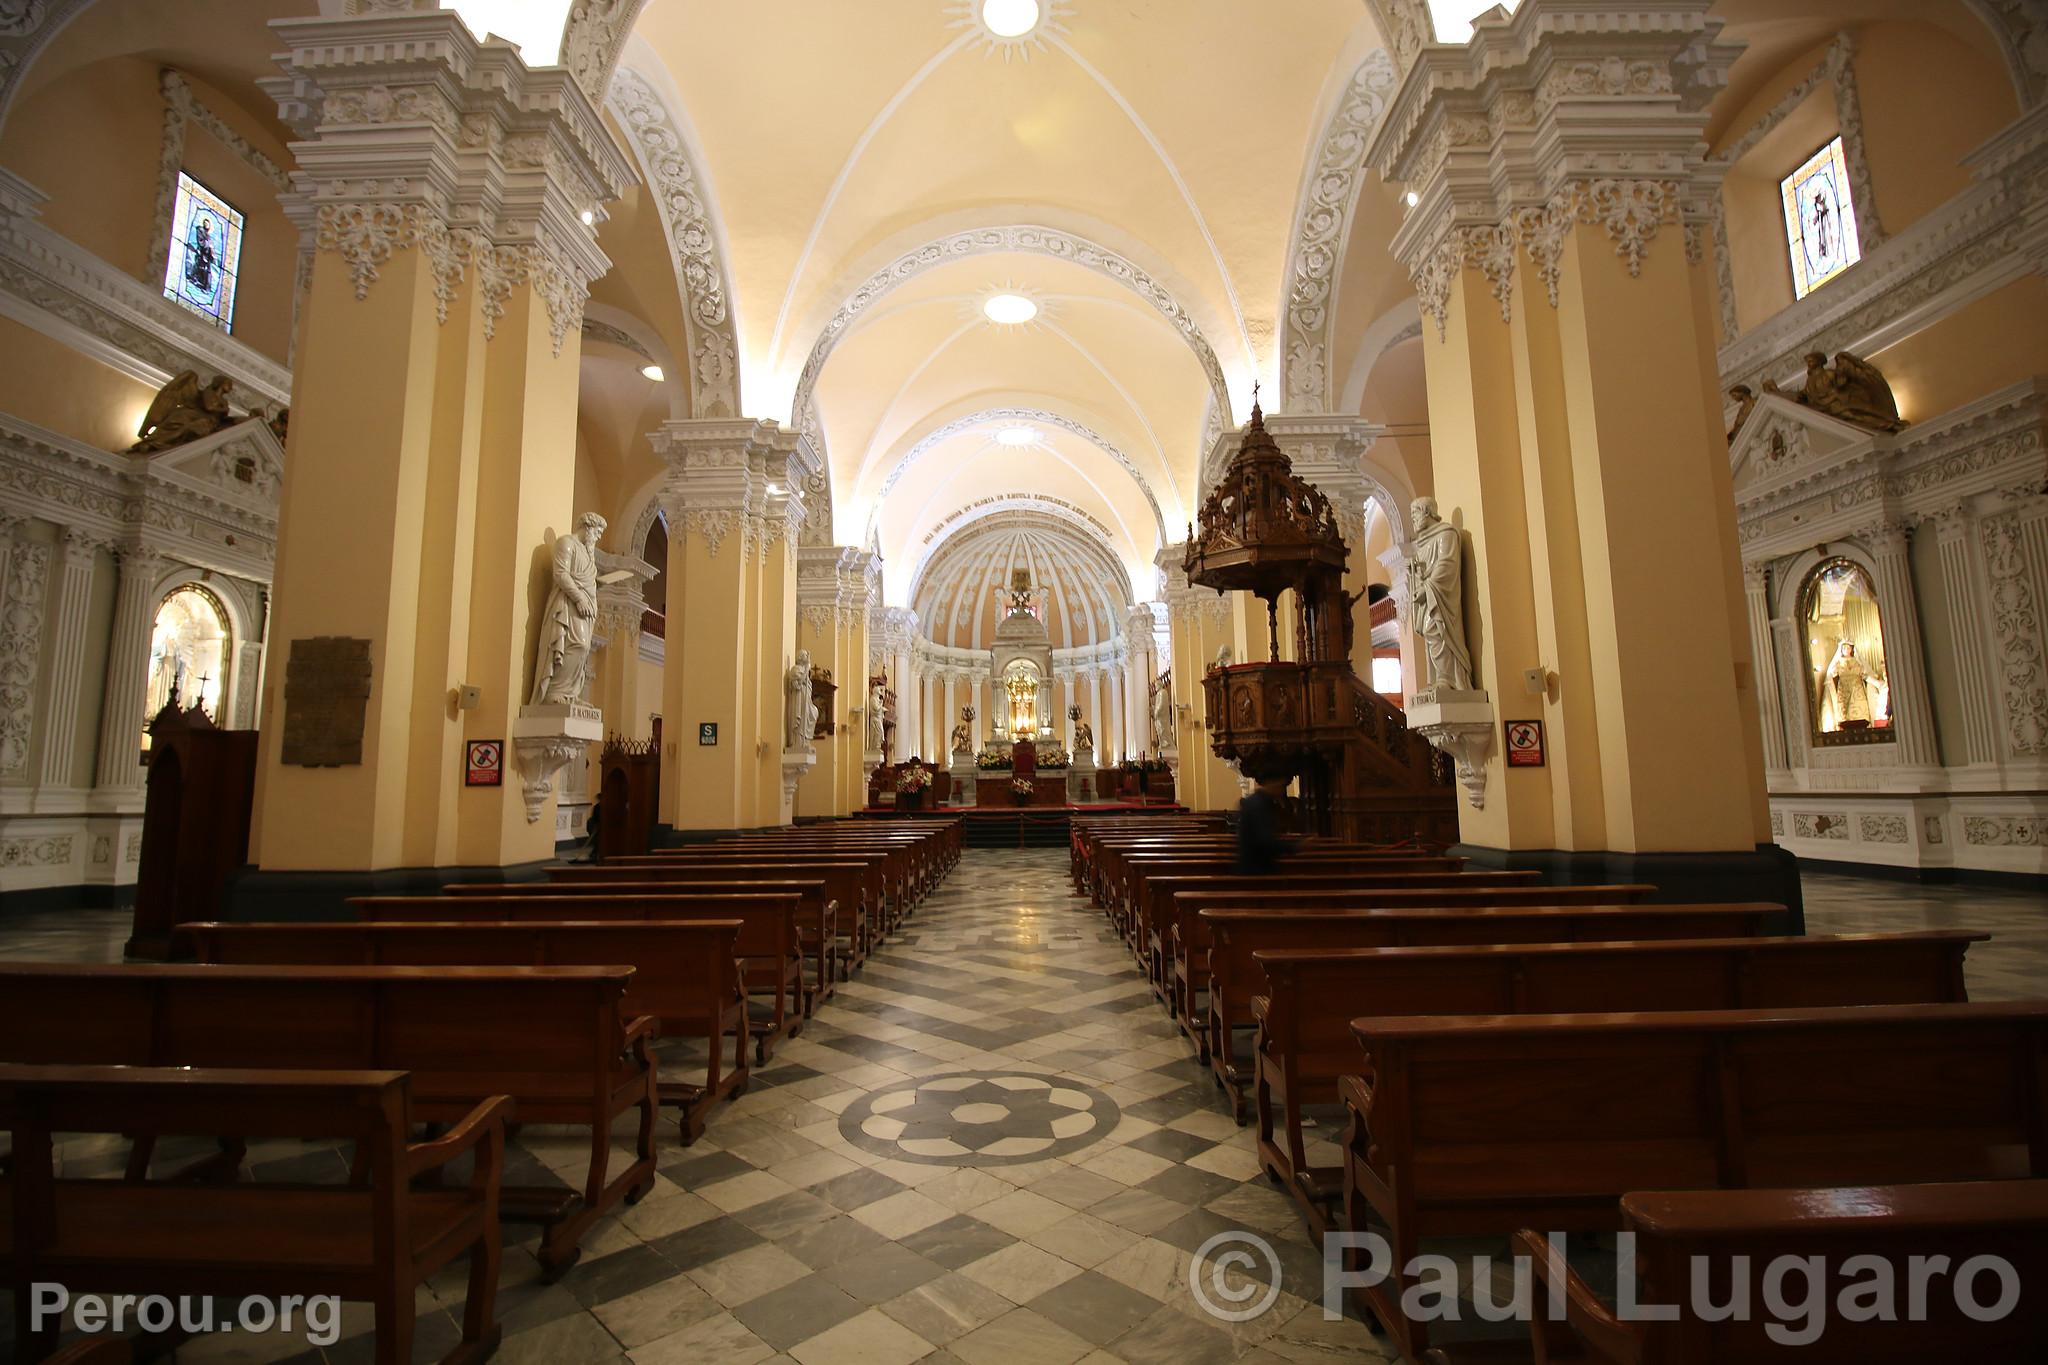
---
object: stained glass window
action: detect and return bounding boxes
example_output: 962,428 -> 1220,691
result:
1780,136 -> 1862,300
162,172 -> 243,330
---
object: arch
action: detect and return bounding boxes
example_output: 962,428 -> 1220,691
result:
1961,0 -> 2048,109
865,406 -> 1169,548
606,55 -> 743,418
1338,299 -> 1424,416
563,0 -> 650,102
911,511 -> 1134,653
788,223 -> 1237,459
0,0 -> 98,136
1278,46 -> 1400,413
581,301 -> 687,421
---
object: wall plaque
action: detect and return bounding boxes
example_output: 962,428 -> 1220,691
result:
281,636 -> 373,767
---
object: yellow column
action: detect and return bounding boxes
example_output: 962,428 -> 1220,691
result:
652,420 -> 816,832
755,489 -> 801,826
248,9 -> 629,887
794,546 -> 854,819
1365,0 -> 1781,897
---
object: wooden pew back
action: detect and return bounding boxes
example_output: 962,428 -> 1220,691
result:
1519,1181 -> 2048,1362
0,962 -> 642,1120
182,917 -> 745,1038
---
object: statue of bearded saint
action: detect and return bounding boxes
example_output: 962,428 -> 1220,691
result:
785,650 -> 818,750
1407,497 -> 1474,694
530,513 -> 607,705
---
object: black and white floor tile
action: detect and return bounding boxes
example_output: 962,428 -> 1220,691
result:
1,852 -> 2041,1364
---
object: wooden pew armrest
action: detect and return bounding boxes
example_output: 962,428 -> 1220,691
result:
1515,1229 -> 1637,1364
405,1094 -> 513,1180
622,1014 -> 661,1065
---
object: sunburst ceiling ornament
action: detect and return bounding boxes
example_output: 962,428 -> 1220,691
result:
981,291 -> 1040,325
951,0 -> 1070,60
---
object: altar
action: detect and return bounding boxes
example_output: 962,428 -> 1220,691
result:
940,571 -> 1107,804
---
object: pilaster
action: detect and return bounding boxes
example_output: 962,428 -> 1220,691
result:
1930,504 -> 2002,771
1741,562 -> 1788,779
1855,519 -> 1943,775
31,529 -> 101,804
93,543 -> 163,801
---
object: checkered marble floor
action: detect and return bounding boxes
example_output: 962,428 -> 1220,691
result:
4,854 -> 2043,1365
0,851 -> 1394,1365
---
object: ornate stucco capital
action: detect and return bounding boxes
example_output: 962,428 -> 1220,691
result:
263,6 -> 636,353
1363,1 -> 1741,331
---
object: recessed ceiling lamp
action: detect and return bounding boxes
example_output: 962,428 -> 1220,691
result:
580,209 -> 595,226
1404,191 -> 1419,208
980,0 -> 1041,38
640,364 -> 665,381
996,426 -> 1037,446
983,293 -> 1038,325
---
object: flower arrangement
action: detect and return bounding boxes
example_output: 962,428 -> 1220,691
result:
1036,747 -> 1069,770
896,766 -> 934,793
975,748 -> 1010,771
1009,777 -> 1034,803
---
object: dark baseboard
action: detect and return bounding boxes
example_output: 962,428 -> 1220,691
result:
221,860 -> 554,923
1448,841 -> 1806,934
0,883 -> 137,916
1795,856 -> 2048,891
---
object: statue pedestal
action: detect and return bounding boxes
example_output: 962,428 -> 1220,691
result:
949,756 -> 977,806
512,702 -> 603,824
1407,688 -> 1494,811
1067,754 -> 1095,804
779,747 -> 815,825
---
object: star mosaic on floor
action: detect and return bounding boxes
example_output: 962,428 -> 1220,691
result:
840,1071 -> 1121,1165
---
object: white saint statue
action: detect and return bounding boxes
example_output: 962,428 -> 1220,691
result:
1151,675 -> 1173,748
1824,640 -> 1876,727
867,681 -> 886,751
530,512 -> 607,705
1406,497 -> 1474,693
785,650 -> 817,750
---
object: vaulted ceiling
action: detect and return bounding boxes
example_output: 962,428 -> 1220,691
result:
619,0 -> 1388,613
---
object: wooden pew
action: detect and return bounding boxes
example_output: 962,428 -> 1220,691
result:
1252,929 -> 1988,1232
1130,864 -> 1502,992
353,893 -> 804,1062
1509,1181 -> 2048,1363
1110,851 -> 1472,940
181,918 -> 751,1142
1339,1001 -> 2048,1357
558,860 -> 876,964
1,1064 -> 510,1365
1179,885 -> 1659,1059
445,878 -> 839,1008
619,844 -> 908,925
0,962 -> 658,1277
702,837 -> 924,908
1199,898 -> 1758,1112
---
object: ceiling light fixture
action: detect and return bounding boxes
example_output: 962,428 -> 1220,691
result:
1404,190 -> 1419,208
996,426 -> 1037,446
640,364 -> 665,381
983,293 -> 1038,325
980,0 -> 1041,38
580,209 -> 595,226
